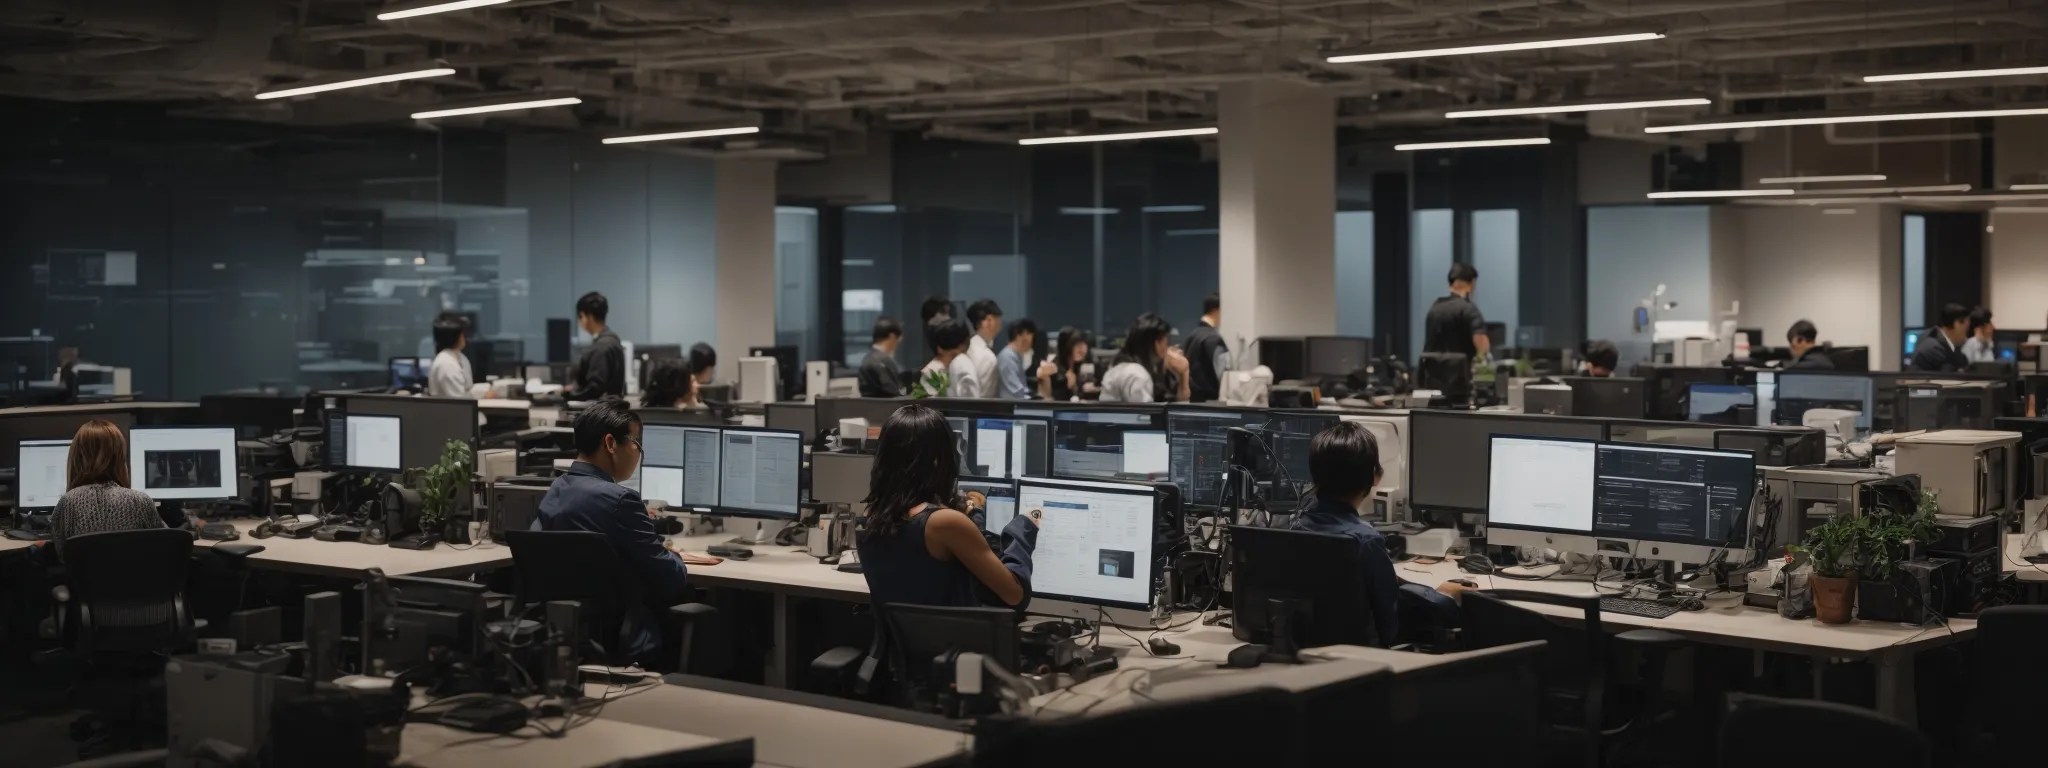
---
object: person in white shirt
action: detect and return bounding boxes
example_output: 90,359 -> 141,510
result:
427,315 -> 474,398
1960,306 -> 1997,363
964,299 -> 1003,398
1099,313 -> 1189,403
914,316 -> 981,398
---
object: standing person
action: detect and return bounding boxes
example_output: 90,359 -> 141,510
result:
1961,307 -> 1996,363
995,319 -> 1039,400
1419,264 -> 1488,403
427,315 -> 474,398
856,404 -> 1037,611
918,295 -> 953,358
46,420 -> 164,563
1181,293 -> 1228,403
1098,313 -> 1190,404
964,300 -> 1003,398
567,292 -> 626,401
688,343 -> 718,386
535,400 -> 719,663
1910,303 -> 1973,373
859,316 -> 907,398
913,317 -> 980,398
1785,320 -> 1834,371
1038,327 -> 1096,402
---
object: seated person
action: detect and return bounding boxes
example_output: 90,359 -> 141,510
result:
1785,320 -> 1834,371
1581,340 -> 1620,377
46,419 -> 164,563
1289,421 -> 1467,647
640,357 -> 697,408
857,403 -> 1038,611
535,400 -> 716,663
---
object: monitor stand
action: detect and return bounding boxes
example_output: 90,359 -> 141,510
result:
727,519 -> 791,546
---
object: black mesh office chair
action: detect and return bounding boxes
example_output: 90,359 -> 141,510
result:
1719,694 -> 1928,767
503,529 -> 715,673
49,529 -> 201,651
1973,605 -> 2048,763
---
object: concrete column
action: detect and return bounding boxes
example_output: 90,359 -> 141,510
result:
1218,79 -> 1337,353
715,158 -> 778,364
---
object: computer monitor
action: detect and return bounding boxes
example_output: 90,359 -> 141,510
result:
1050,406 -> 1165,480
1121,430 -> 1168,478
1166,408 -> 1260,511
1646,366 -> 1735,420
1017,477 -> 1161,613
16,439 -> 70,511
388,357 -> 428,391
336,394 -> 479,470
678,426 -> 723,511
1305,336 -> 1372,380
1774,372 -> 1874,431
1687,384 -> 1754,423
1485,435 -> 1756,562
959,476 -> 1020,533
1258,337 -> 1308,382
1484,436 -> 1599,543
1564,376 -> 1648,419
969,416 -> 1051,479
638,424 -> 689,510
765,402 -> 818,440
329,413 -> 403,471
715,428 -> 803,520
1408,410 -> 1606,518
1754,370 -> 1778,427
128,426 -> 239,502
1254,412 -> 1339,507
1714,428 -> 1825,468
1228,525 -> 1377,648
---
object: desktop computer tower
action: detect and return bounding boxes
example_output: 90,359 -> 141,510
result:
1894,380 -> 2005,431
1761,467 -> 1906,556
1894,430 -> 2022,519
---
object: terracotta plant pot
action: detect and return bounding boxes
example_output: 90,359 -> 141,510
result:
1811,574 -> 1858,624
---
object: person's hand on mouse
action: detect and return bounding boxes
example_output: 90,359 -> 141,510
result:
665,539 -> 723,566
1435,581 -> 1474,603
1025,508 -> 1043,527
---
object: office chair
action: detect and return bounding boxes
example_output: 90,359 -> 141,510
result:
1462,590 -> 1609,767
972,686 -> 1304,766
503,530 -> 716,673
1973,605 -> 2048,763
1718,693 -> 1927,768
808,603 -> 1022,713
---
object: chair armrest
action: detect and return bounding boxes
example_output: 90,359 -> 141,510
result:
211,543 -> 266,564
1614,628 -> 1687,652
669,603 -> 716,621
809,645 -> 866,697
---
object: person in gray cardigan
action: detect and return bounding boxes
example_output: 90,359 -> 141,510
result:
47,419 -> 163,563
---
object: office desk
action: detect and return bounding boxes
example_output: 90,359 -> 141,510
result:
1404,557 -> 1973,724
597,676 -> 970,768
666,531 -> 869,687
2003,533 -> 2048,582
196,520 -> 514,580
0,536 -> 37,555
400,717 -> 748,768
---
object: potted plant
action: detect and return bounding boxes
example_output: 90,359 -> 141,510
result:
416,439 -> 474,540
909,368 -> 949,399
1856,489 -> 1944,624
1793,515 -> 1865,624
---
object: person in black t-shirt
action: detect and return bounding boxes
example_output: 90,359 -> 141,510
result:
1181,293 -> 1227,403
1419,264 -> 1488,402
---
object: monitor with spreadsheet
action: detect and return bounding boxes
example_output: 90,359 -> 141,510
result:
1017,477 -> 1160,612
16,439 -> 70,511
128,426 -> 239,502
716,428 -> 803,520
638,424 -> 688,510
678,426 -> 722,510
1487,435 -> 1755,562
959,476 -> 1020,534
330,414 -> 402,471
1051,407 -> 1165,480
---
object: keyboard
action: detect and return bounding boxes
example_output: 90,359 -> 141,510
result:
1600,596 -> 1681,619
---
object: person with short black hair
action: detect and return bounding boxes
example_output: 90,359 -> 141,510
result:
537,400 -> 718,664
1039,327 -> 1096,401
427,315 -> 473,398
1181,293 -> 1228,402
1785,320 -> 1833,370
1961,307 -> 1996,363
688,342 -> 718,386
641,358 -> 695,408
1420,264 -> 1488,402
918,295 -> 954,356
1289,421 -> 1467,647
1911,303 -> 1973,372
964,299 -> 1003,398
914,316 -> 980,398
996,318 -> 1039,400
1580,340 -> 1620,377
568,292 -> 626,400
859,316 -> 907,398
1100,313 -> 1189,403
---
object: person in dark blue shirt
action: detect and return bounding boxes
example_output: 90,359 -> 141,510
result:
1289,420 -> 1468,646
535,399 -> 717,662
1785,320 -> 1835,371
856,404 -> 1038,611
1910,302 -> 1973,373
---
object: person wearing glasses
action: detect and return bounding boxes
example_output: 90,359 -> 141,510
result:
535,400 -> 717,663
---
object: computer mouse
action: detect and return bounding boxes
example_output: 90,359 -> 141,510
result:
1222,643 -> 1266,669
1146,637 -> 1180,656
1450,579 -> 1478,589
1459,553 -> 1495,574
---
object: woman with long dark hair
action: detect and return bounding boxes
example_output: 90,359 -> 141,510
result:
856,404 -> 1037,608
1099,313 -> 1189,403
1037,326 -> 1097,402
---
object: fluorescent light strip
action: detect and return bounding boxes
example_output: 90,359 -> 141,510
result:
1059,207 -> 1119,215
1901,193 -> 2048,202
1328,31 -> 1663,63
1646,189 -> 1795,199
1445,97 -> 1707,118
1141,205 -> 1206,213
1865,65 -> 2048,83
1757,174 -> 1887,184
2010,184 -> 2048,191
1822,209 -> 1858,215
602,126 -> 759,144
411,97 -> 581,119
255,68 -> 454,99
1018,127 -> 1216,145
1647,106 -> 2048,133
1395,137 -> 1550,151
377,0 -> 511,21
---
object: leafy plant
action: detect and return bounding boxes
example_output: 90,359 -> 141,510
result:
910,368 -> 949,399
1793,515 -> 1866,579
1858,488 -> 1941,581
416,439 -> 473,533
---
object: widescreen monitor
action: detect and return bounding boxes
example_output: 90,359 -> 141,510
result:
128,426 -> 239,502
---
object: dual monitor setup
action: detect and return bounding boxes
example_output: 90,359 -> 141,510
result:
16,426 -> 241,511
1536,368 -> 1982,436
1487,435 -> 1757,564
623,424 -> 804,522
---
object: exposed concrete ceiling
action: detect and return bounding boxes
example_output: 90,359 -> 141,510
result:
2,0 -> 2045,151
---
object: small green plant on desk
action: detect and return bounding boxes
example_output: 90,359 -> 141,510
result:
416,439 -> 474,537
